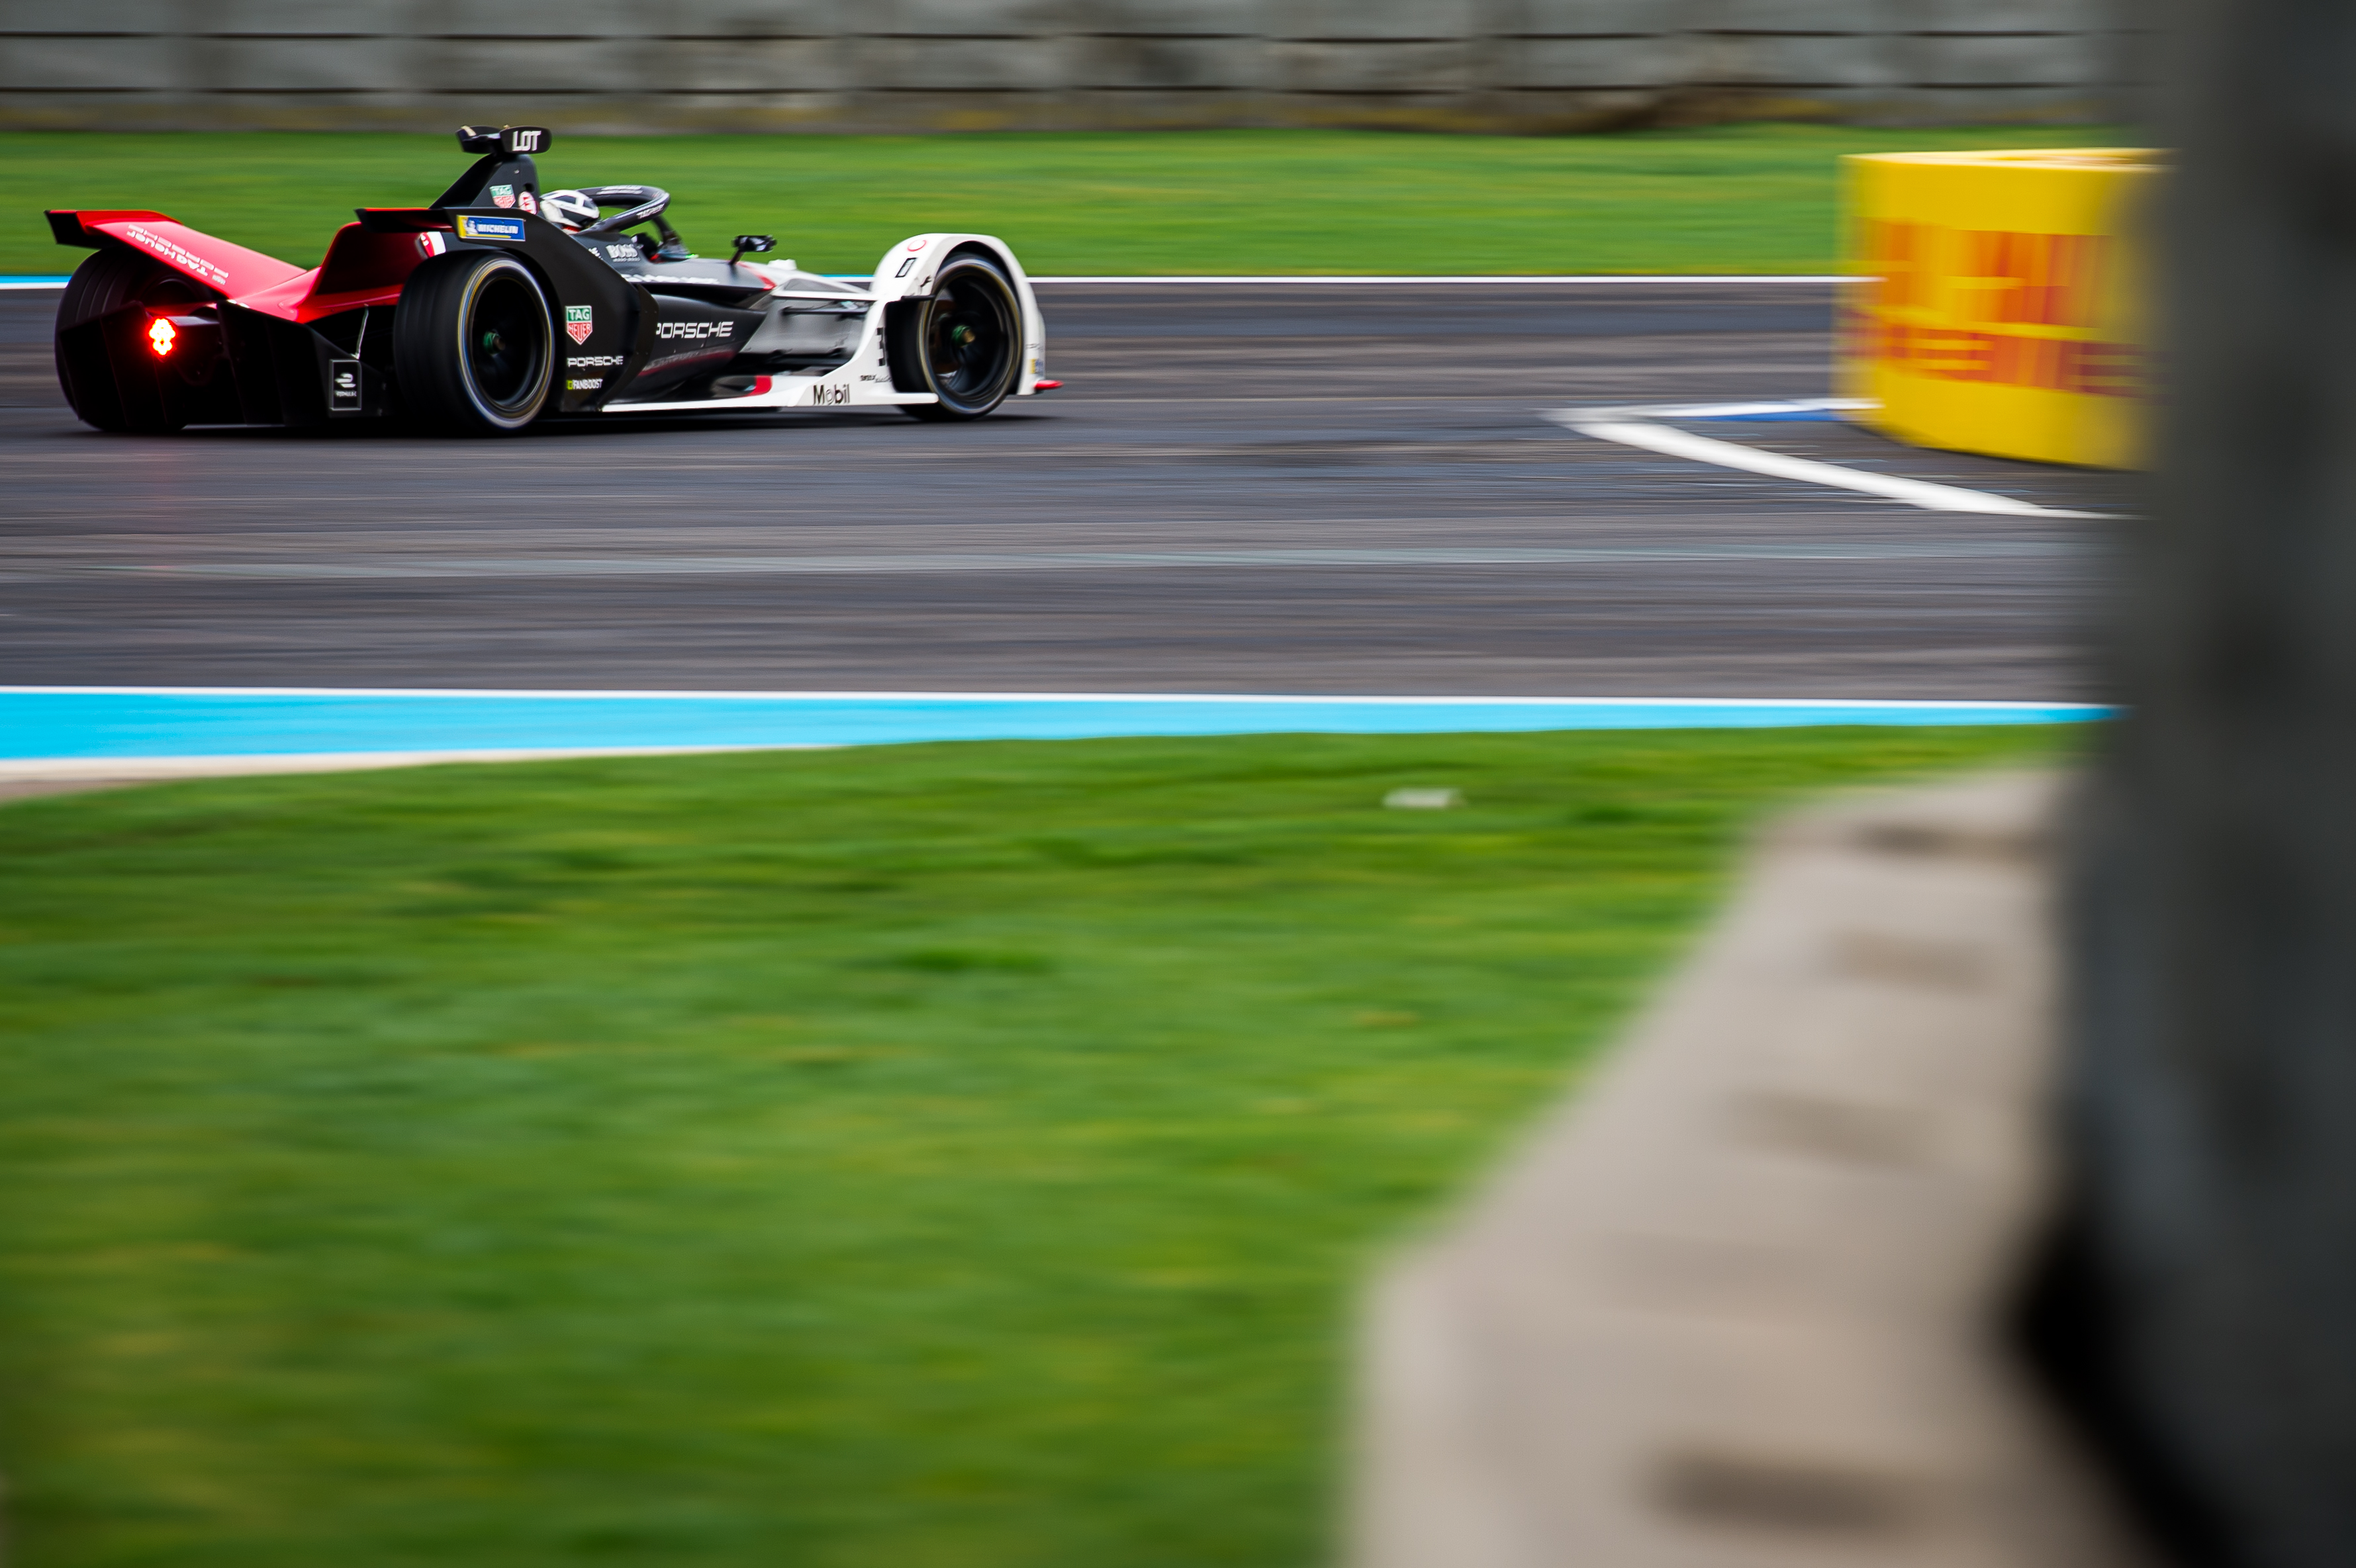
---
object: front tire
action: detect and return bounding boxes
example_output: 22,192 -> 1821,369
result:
393,251 -> 554,434
890,254 -> 1022,422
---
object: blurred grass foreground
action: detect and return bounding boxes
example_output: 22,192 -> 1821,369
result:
6,123 -> 2125,277
0,727 -> 2065,1567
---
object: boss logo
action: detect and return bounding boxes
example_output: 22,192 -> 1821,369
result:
654,320 -> 734,340
604,244 -> 640,262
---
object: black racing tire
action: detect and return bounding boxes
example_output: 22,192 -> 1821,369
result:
54,248 -> 211,434
891,254 -> 1022,422
392,250 -> 555,434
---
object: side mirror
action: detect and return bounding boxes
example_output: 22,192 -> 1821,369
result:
731,234 -> 777,264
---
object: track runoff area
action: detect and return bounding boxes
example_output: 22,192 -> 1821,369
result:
0,273 -> 2124,774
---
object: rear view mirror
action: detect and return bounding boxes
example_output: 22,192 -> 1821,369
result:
731,234 -> 777,263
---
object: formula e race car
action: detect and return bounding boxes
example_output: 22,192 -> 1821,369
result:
46,124 -> 1050,434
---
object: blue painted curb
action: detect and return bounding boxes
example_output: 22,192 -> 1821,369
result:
1,688 -> 2113,761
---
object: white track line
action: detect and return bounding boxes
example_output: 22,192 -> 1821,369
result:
1552,410 -> 2107,519
0,746 -> 835,781
1610,396 -> 1874,420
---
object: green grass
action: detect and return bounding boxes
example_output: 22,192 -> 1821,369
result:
11,123 -> 2133,277
0,727 -> 2069,1567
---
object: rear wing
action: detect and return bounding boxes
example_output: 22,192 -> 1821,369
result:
46,209 -> 305,300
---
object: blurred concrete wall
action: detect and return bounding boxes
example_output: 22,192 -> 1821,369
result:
0,1 -> 2130,134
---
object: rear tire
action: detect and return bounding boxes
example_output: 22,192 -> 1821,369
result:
393,251 -> 554,434
890,254 -> 1022,422
54,248 -> 209,433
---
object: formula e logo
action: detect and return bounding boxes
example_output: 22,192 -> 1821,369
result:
654,320 -> 734,340
455,214 -> 526,242
489,185 -> 516,209
810,383 -> 849,406
565,305 -> 594,344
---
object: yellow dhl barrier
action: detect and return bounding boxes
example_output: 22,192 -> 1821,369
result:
1839,148 -> 2160,469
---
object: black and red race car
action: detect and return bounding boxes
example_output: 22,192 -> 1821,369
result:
46,125 -> 1050,435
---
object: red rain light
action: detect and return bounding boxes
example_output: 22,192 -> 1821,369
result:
147,317 -> 176,357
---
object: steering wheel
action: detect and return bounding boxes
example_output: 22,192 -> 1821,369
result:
575,186 -> 673,238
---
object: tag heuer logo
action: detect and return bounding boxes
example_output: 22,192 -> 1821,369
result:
489,184 -> 516,209
565,305 -> 594,344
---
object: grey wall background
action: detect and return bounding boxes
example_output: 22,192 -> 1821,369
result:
0,1 -> 2130,134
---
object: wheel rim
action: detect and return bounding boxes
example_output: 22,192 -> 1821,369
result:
464,269 -> 547,416
924,265 -> 1016,408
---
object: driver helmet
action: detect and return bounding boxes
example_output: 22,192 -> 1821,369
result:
541,189 -> 598,232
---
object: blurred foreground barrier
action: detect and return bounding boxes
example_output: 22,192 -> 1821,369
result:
1841,151 -> 2160,469
1351,771 -> 2159,1568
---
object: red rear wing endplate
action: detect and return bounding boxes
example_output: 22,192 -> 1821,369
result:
46,209 -> 173,246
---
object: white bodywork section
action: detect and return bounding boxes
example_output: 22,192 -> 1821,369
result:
599,232 -> 1045,414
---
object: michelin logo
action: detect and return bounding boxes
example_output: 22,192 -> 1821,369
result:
455,214 -> 527,242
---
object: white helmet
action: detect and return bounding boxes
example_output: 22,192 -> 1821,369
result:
541,189 -> 598,231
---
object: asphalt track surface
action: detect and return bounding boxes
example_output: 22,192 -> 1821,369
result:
0,283 -> 2133,699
